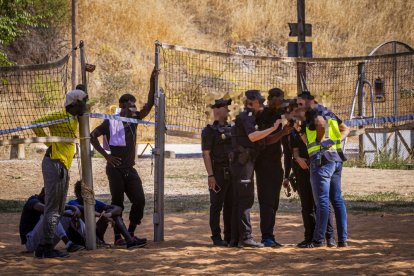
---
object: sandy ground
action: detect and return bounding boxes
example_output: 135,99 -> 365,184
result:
0,212 -> 413,275
0,157 -> 413,274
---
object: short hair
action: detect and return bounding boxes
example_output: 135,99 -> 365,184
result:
268,88 -> 284,98
119,93 -> 136,104
74,180 -> 82,199
75,84 -> 86,91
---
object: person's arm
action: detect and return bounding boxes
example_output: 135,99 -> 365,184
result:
201,127 -> 217,191
282,136 -> 292,179
248,119 -> 282,142
138,68 -> 158,119
265,125 -> 293,145
339,122 -> 350,140
293,147 -> 309,170
90,123 -> 122,167
32,111 -> 70,146
64,205 -> 82,218
315,115 -> 326,143
32,202 -> 44,213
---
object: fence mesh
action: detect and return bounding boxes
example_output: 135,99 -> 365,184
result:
0,55 -> 74,141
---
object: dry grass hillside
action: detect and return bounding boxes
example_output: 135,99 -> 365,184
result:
75,0 -> 414,110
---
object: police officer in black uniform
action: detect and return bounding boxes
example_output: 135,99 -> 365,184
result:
201,98 -> 233,246
254,88 -> 293,247
230,90 -> 282,248
282,100 -> 337,248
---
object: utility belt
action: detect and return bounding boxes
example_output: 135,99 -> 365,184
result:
213,165 -> 231,181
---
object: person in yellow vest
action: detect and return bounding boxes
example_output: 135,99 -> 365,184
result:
31,86 -> 88,258
297,91 -> 350,248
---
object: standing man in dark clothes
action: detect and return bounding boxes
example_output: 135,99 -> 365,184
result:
90,69 -> 157,246
281,101 -> 336,248
67,181 -> 145,249
230,90 -> 282,248
201,98 -> 233,246
254,88 -> 292,247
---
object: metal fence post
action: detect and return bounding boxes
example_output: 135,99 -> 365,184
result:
392,41 -> 398,157
153,42 -> 165,242
79,41 -> 96,250
296,0 -> 306,94
357,62 -> 366,161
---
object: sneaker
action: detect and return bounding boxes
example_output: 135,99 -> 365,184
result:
126,240 -> 147,249
338,241 -> 348,248
261,238 -> 282,247
114,238 -> 127,246
297,240 -> 311,247
228,240 -> 239,248
242,238 -> 264,248
298,241 -> 314,248
67,243 -> 85,253
311,240 -> 326,248
327,238 -> 337,248
211,237 -> 228,247
96,238 -> 111,248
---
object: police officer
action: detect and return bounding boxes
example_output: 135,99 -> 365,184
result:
230,90 -> 281,248
282,100 -> 336,248
297,91 -> 350,248
254,88 -> 293,247
201,98 -> 233,246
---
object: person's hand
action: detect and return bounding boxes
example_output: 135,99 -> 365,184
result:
103,211 -> 112,218
73,207 -> 82,218
273,119 -> 282,130
208,176 -> 217,191
63,210 -> 74,217
281,125 -> 294,136
295,157 -> 309,170
105,154 -> 122,167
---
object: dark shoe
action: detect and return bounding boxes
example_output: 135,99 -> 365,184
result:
338,241 -> 348,248
327,238 -> 337,248
35,245 -> 69,259
127,240 -> 147,249
212,237 -> 228,247
114,238 -> 127,246
67,243 -> 85,253
261,238 -> 282,247
132,236 -> 148,244
242,238 -> 264,248
228,240 -> 239,247
298,241 -> 315,248
311,240 -> 326,248
96,238 -> 111,248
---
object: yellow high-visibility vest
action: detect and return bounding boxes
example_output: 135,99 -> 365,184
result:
306,115 -> 342,157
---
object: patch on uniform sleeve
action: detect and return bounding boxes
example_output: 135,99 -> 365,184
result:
255,124 -> 259,130
248,112 -> 252,116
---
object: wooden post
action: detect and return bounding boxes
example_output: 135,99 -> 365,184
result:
10,135 -> 25,160
296,0 -> 306,94
357,63 -> 365,161
71,0 -> 77,90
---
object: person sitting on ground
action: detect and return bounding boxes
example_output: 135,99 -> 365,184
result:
67,181 -> 146,249
19,188 -> 85,257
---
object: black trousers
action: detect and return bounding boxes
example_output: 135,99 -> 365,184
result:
106,166 -> 145,225
230,152 -> 256,242
254,152 -> 283,240
209,165 -> 232,241
293,163 -> 335,242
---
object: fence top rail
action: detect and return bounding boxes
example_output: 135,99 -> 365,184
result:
0,54 -> 69,72
160,42 -> 414,63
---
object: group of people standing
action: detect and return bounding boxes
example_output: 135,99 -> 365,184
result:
202,88 -> 350,248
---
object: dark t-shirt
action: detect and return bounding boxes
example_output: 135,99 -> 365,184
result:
19,195 -> 43,244
231,108 -> 259,149
96,113 -> 141,168
256,107 -> 282,156
67,199 -> 107,213
201,121 -> 232,166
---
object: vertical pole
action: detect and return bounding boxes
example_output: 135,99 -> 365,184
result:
71,0 -> 77,90
357,63 -> 365,161
297,0 -> 306,94
79,41 -> 96,250
392,42 -> 398,157
153,42 -> 165,242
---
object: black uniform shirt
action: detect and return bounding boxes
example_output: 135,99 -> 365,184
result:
256,106 -> 283,156
201,121 -> 232,166
231,108 -> 259,149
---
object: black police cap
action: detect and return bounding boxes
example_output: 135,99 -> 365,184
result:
268,88 -> 284,98
245,90 -> 264,101
210,98 -> 232,109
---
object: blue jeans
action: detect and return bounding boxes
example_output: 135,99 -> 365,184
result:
310,157 -> 347,242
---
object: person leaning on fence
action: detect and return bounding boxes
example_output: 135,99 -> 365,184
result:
31,87 -> 87,258
90,68 -> 157,246
254,88 -> 293,247
297,91 -> 350,248
67,181 -> 145,249
281,100 -> 337,248
19,187 -> 86,258
201,98 -> 233,247
229,90 -> 282,248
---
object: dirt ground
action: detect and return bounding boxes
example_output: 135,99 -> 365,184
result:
0,157 -> 413,274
